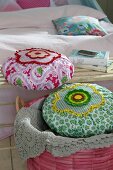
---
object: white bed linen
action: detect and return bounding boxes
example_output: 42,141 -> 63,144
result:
50,0 -> 82,6
100,21 -> 113,34
0,30 -> 113,64
0,5 -> 106,30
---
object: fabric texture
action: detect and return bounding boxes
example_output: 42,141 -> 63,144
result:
14,86 -> 113,160
0,0 -> 22,12
2,48 -> 74,90
54,0 -> 68,6
50,0 -> 102,10
42,83 -> 113,137
53,16 -> 107,36
0,0 -> 105,12
0,5 -> 106,30
0,32 -> 113,65
17,0 -> 50,9
100,21 -> 113,34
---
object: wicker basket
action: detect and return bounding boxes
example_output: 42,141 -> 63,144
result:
16,96 -> 113,170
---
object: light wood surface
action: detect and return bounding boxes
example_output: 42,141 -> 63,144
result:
0,136 -> 26,170
0,138 -> 12,170
69,68 -> 113,83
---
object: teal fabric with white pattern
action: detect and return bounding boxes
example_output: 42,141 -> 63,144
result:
42,83 -> 113,138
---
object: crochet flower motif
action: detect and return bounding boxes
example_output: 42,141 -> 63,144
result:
52,83 -> 105,117
15,48 -> 61,65
64,89 -> 91,106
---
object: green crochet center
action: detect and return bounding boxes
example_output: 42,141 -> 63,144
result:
64,89 -> 91,106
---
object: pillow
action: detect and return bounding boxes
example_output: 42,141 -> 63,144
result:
52,16 -> 107,36
17,0 -> 50,9
42,83 -> 113,138
2,48 -> 74,90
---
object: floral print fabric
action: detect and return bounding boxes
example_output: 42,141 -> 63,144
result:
2,48 -> 74,90
52,16 -> 107,36
42,83 -> 113,138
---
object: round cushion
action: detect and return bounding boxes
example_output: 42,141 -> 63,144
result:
2,48 -> 74,90
42,83 -> 113,138
16,0 -> 50,9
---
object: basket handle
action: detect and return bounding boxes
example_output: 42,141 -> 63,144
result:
16,96 -> 25,112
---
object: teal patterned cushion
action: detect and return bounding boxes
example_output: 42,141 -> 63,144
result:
52,16 -> 107,36
42,83 -> 113,138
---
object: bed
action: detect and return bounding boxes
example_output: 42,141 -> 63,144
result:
0,0 -> 107,11
0,0 -> 113,141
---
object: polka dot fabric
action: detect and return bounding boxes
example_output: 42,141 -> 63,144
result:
17,0 -> 50,9
42,83 -> 113,138
2,48 -> 74,91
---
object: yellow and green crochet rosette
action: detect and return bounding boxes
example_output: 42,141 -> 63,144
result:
42,83 -> 113,138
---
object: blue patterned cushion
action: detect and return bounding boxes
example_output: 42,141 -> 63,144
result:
52,16 -> 107,36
